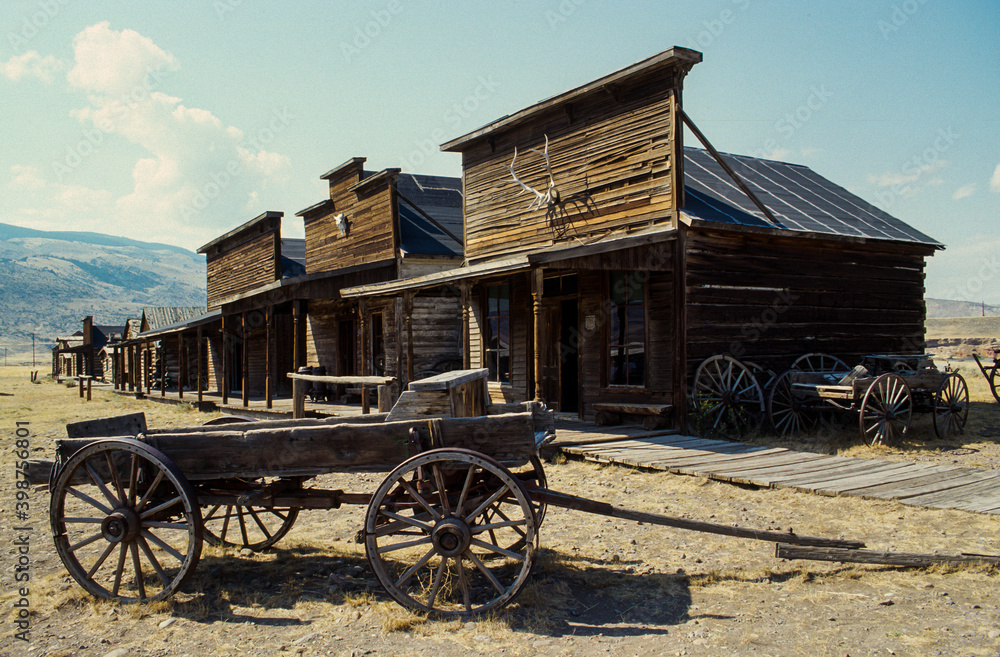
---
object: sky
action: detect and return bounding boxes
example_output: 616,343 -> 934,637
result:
1,0 -> 998,302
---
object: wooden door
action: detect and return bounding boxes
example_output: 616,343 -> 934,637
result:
539,304 -> 561,410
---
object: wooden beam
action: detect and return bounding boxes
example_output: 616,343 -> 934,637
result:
241,312 -> 249,407
265,305 -> 273,409
292,300 -> 304,371
680,109 -> 781,228
221,315 -> 229,405
532,268 -> 543,402
395,296 -> 405,380
178,332 -> 185,399
461,282 -> 471,369
405,292 -> 414,385
197,326 -> 204,405
672,230 -> 688,430
776,544 -> 1000,567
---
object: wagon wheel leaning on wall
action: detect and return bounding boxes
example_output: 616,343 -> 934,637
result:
768,369 -> 823,437
791,352 -> 851,376
364,448 -> 537,616
196,415 -> 302,551
932,372 -> 969,439
859,373 -> 912,447
49,438 -> 203,603
690,355 -> 766,440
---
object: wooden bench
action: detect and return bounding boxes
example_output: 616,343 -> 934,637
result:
592,402 -> 673,430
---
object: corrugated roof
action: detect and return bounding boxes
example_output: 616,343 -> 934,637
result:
138,309 -> 221,338
683,148 -> 941,247
142,306 -> 208,331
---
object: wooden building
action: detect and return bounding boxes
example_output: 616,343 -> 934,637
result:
341,46 -> 941,429
52,317 -> 124,381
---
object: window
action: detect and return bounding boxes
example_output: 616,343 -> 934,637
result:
608,271 -> 646,387
485,283 -> 511,383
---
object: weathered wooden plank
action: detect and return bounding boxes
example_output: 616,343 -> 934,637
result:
409,368 -> 489,391
851,468 -> 989,499
771,460 -> 905,489
66,413 -> 147,438
776,544 -> 1000,567
902,475 -> 1000,507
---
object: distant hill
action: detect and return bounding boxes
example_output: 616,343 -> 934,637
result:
926,298 -> 1000,319
0,222 -> 206,363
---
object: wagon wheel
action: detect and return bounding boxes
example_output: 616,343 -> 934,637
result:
767,369 -> 822,437
202,494 -> 300,551
859,373 -> 912,447
50,439 -> 202,603
991,362 -> 1000,404
933,372 -> 969,438
691,355 -> 765,439
792,352 -> 850,375
365,448 -> 536,616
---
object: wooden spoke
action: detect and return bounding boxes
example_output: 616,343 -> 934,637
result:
50,438 -> 202,603
859,374 -> 911,447
691,355 -> 765,439
365,448 -> 536,616
933,373 -> 969,438
768,369 -> 822,437
792,353 -> 850,375
202,480 -> 300,551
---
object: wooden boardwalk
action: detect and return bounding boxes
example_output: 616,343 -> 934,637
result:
553,423 -> 1000,515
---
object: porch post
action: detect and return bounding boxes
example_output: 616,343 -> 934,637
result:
178,332 -> 185,399
197,325 -> 204,405
292,300 -> 304,370
221,314 -> 229,405
405,292 -> 414,384
265,305 -> 273,409
359,299 -> 367,376
160,340 -> 166,397
461,282 -> 471,369
532,268 -> 543,402
144,342 -> 151,395
242,312 -> 249,407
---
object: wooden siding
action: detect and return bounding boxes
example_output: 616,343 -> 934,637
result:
410,295 -> 463,377
306,299 -> 353,375
459,67 -> 680,260
684,228 -> 931,377
206,231 -> 278,309
304,174 -> 398,274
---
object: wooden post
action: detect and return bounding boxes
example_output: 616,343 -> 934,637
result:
361,384 -> 370,414
292,376 -> 305,419
461,282 -> 471,369
532,268 -> 544,402
160,340 -> 166,397
222,315 -> 229,405
265,306 -> 273,409
242,312 -> 249,407
178,332 -> 185,399
359,299 -> 367,377
672,232 -> 688,431
79,376 -> 84,398
127,345 -> 134,392
86,377 -> 92,401
395,297 -> 405,380
292,300 -> 304,371
405,292 -> 414,384
144,343 -> 152,395
197,326 -> 204,405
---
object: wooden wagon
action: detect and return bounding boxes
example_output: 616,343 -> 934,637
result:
973,345 -> 1000,403
766,354 -> 969,444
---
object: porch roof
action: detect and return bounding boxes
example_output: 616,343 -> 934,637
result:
136,309 -> 221,339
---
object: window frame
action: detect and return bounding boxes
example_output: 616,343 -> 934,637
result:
605,270 -> 648,389
483,282 -> 512,385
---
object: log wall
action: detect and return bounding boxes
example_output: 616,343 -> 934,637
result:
684,228 -> 933,377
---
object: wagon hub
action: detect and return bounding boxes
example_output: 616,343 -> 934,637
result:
432,517 -> 472,558
101,508 -> 141,544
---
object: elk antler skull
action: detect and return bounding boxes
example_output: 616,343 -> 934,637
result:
507,134 -> 560,211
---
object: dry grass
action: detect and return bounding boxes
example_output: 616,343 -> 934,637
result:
926,316 -> 1000,340
4,366 -> 1000,656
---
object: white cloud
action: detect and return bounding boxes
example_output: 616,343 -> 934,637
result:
952,183 -> 976,200
1,51 -> 64,82
867,160 -> 947,198
991,163 -> 1000,192
9,165 -> 47,190
9,23 -> 293,248
67,21 -> 178,96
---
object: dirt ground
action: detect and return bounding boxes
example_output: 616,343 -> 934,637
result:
3,367 -> 1000,657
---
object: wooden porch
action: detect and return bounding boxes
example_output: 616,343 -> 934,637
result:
551,419 -> 1000,515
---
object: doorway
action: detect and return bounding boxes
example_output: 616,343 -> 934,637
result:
538,280 -> 579,414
